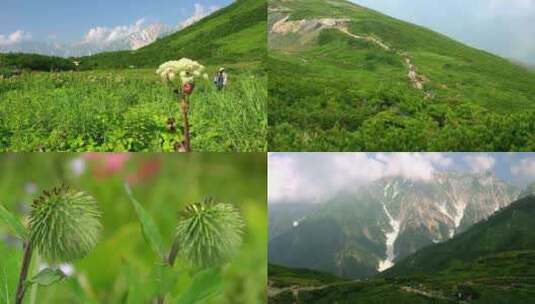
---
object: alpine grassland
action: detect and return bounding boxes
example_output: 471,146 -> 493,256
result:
268,0 -> 535,151
0,153 -> 267,304
0,0 -> 267,152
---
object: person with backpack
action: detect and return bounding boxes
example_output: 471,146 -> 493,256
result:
213,67 -> 228,91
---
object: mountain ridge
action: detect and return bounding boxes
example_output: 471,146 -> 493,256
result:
268,0 -> 535,151
269,195 -> 535,303
269,171 -> 523,279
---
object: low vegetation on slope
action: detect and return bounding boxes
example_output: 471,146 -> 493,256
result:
79,0 -> 266,70
269,251 -> 535,303
0,69 -> 266,152
0,0 -> 267,152
0,53 -> 74,76
268,0 -> 535,151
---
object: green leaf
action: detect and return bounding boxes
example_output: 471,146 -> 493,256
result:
174,269 -> 223,304
155,264 -> 180,298
124,183 -> 164,258
0,204 -> 27,239
27,268 -> 66,286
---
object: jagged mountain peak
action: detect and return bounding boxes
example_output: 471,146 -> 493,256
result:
269,170 -> 521,279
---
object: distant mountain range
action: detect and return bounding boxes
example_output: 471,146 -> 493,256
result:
269,171 -> 532,279
0,22 -> 173,58
269,195 -> 535,303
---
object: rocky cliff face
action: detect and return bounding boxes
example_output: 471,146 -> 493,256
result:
269,171 -> 521,278
372,172 -> 518,270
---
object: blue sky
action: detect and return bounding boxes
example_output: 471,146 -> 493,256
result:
0,0 -> 231,44
269,153 -> 535,203
351,0 -> 535,65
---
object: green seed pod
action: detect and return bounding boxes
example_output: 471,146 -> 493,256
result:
175,199 -> 244,269
28,185 -> 101,262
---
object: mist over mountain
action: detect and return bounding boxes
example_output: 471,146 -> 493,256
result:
269,170 -> 531,279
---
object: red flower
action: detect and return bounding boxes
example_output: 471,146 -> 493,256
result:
183,82 -> 194,95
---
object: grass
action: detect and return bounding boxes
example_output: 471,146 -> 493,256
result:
268,0 -> 535,151
0,153 -> 267,304
0,0 -> 267,152
78,0 -> 266,70
0,67 -> 267,152
269,251 -> 535,304
268,264 -> 345,288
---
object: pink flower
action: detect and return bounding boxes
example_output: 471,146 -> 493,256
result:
83,153 -> 130,178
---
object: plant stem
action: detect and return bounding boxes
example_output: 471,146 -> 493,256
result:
29,254 -> 40,304
167,239 -> 180,267
15,241 -> 33,304
156,239 -> 180,304
180,95 -> 191,152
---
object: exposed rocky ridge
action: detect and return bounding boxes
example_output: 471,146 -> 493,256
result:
269,171 -> 522,279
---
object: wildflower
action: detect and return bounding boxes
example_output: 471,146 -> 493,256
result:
156,58 -> 206,88
174,199 -> 244,268
28,185 -> 101,262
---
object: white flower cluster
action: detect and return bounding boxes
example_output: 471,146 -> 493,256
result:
156,58 -> 208,86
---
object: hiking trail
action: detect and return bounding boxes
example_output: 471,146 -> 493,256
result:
270,12 -> 432,94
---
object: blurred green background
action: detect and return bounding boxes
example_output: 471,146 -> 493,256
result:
0,153 -> 267,304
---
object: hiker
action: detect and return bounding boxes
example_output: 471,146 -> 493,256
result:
213,67 -> 228,91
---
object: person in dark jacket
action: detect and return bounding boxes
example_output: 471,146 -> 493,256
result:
213,67 -> 228,91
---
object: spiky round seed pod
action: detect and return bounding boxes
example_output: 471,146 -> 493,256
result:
175,199 -> 244,269
28,185 -> 101,262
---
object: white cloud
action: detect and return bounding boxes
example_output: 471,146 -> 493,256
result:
180,3 -> 219,28
0,30 -> 32,46
511,159 -> 535,179
268,153 -> 453,204
464,154 -> 496,172
81,18 -> 148,46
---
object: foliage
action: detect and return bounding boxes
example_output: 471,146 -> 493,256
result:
77,0 -> 266,70
0,153 -> 266,304
268,0 -> 535,151
0,69 -> 267,152
0,53 -> 75,72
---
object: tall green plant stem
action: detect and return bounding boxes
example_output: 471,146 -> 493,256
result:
180,95 -> 191,152
156,240 -> 181,304
15,241 -> 33,304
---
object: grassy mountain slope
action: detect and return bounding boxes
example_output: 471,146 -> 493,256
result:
79,0 -> 266,70
269,251 -> 535,304
268,0 -> 535,151
385,195 -> 535,277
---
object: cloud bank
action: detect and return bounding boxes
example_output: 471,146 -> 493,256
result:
81,18 -> 148,46
464,154 -> 496,172
269,153 -> 454,203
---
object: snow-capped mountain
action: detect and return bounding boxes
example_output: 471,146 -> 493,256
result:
128,23 -> 172,50
371,172 -> 518,271
268,171 -> 522,279
0,23 -> 173,58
